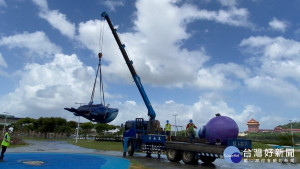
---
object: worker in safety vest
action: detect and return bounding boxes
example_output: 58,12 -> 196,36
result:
186,119 -> 197,143
1,128 -> 12,161
164,120 -> 171,141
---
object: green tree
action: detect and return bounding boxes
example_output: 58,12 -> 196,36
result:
53,117 -> 67,138
34,117 -> 55,139
80,122 -> 94,139
57,125 -> 73,137
67,120 -> 77,137
15,117 -> 35,137
95,123 -> 116,137
280,122 -> 300,129
67,121 -> 77,129
116,126 -> 124,136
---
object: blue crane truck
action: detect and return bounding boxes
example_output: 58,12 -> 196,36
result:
101,11 -> 251,164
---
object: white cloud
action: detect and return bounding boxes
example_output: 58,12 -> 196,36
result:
113,93 -> 224,128
102,0 -> 124,11
189,93 -> 259,131
112,100 -> 147,125
192,93 -> 235,124
0,0 -> 6,7
32,0 -> 47,10
125,100 -> 136,106
1,0 -> 297,129
240,36 -> 300,81
245,76 -> 300,106
178,0 -> 254,29
76,0 -> 254,90
193,63 -> 250,90
240,36 -> 300,106
269,18 -> 287,32
32,0 -> 76,39
238,105 -> 260,122
77,19 -> 102,53
0,53 -> 95,118
195,7 -> 253,28
218,0 -> 237,7
259,116 -> 289,130
165,100 -> 175,104
77,12 -> 209,88
29,0 -> 254,90
0,31 -> 61,57
0,53 -> 8,68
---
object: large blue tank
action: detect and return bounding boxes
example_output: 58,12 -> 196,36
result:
198,114 -> 239,145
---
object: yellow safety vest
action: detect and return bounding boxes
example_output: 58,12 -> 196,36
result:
1,132 -> 10,147
165,124 -> 171,131
188,123 -> 195,132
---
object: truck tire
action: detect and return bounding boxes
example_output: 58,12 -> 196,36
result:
200,156 -> 216,164
166,149 -> 181,162
182,151 -> 195,164
127,142 -> 134,156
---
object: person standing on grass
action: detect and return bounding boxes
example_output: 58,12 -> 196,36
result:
1,128 -> 13,161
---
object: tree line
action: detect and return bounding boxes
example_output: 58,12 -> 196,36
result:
279,121 -> 300,129
4,117 -> 122,139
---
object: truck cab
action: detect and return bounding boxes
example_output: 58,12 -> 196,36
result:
123,118 -> 166,157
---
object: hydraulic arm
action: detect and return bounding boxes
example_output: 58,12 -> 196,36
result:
101,12 -> 156,120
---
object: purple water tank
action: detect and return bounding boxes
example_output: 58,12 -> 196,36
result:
197,125 -> 206,138
202,114 -> 239,145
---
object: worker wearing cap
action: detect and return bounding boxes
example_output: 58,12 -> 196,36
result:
186,119 -> 197,143
1,128 -> 12,161
165,120 -> 171,141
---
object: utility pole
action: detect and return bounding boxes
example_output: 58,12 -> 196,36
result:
75,102 -> 85,143
289,120 -> 295,147
173,114 -> 178,136
2,112 -> 9,135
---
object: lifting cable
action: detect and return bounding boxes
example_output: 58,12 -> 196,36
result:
90,16 -> 106,107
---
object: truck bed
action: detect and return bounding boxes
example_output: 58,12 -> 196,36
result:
165,141 -> 226,155
165,136 -> 226,155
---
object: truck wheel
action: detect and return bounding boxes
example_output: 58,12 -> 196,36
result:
127,142 -> 134,156
182,151 -> 195,164
200,156 -> 216,164
166,149 -> 181,162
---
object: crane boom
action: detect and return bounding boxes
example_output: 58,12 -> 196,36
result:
101,12 -> 156,120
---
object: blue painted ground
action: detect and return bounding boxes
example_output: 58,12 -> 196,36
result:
0,153 -> 130,169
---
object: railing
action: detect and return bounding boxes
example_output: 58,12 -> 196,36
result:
95,136 -> 123,142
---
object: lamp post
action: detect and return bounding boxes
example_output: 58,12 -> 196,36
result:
173,114 -> 178,136
2,112 -> 9,135
289,120 -> 295,147
75,102 -> 85,143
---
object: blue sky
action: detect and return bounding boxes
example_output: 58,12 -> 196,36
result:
0,0 -> 299,131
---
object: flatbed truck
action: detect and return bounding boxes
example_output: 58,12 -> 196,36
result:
101,11 -> 251,164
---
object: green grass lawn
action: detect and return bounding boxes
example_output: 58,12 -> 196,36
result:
68,140 -> 123,151
252,142 -> 272,149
